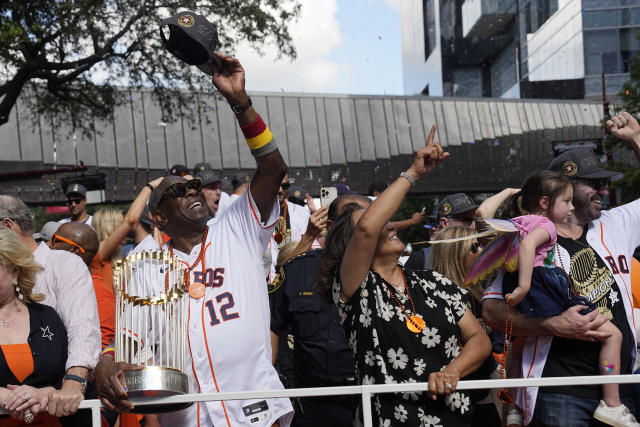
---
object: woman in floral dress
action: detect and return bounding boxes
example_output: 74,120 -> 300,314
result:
318,125 -> 491,426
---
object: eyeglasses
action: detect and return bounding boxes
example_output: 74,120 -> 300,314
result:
579,178 -> 609,191
471,242 -> 482,254
51,234 -> 86,253
67,198 -> 84,206
158,179 -> 203,206
280,182 -> 291,190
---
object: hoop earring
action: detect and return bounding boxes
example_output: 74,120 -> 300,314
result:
15,281 -> 23,301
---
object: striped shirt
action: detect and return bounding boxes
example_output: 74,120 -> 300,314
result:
33,243 -> 101,370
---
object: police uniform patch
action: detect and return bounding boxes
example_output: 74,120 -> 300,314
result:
178,14 -> 194,27
562,160 -> 578,176
441,202 -> 452,215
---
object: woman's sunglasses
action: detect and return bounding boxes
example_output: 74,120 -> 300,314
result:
471,242 -> 482,254
158,179 -> 203,206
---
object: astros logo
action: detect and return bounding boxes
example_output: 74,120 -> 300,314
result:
562,160 -> 578,176
178,14 -> 194,27
441,203 -> 452,215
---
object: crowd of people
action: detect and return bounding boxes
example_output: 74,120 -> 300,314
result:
0,53 -> 639,427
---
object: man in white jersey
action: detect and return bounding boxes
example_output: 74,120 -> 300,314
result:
482,112 -> 640,426
95,53 -> 293,427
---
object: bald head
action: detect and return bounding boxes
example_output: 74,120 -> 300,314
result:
53,222 -> 99,266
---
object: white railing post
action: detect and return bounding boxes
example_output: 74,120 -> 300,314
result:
91,405 -> 101,427
361,387 -> 373,427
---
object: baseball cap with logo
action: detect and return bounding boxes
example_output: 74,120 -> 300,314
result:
160,10 -> 222,76
232,172 -> 250,189
193,162 -> 212,174
196,170 -> 222,186
65,183 -> 87,197
169,164 -> 189,177
548,148 -> 622,181
435,193 -> 477,219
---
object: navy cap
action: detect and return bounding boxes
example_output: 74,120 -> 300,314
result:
435,193 -> 477,219
196,170 -> 222,186
193,162 -> 212,174
548,149 -> 623,181
65,183 -> 87,197
232,172 -> 250,189
169,164 -> 189,177
160,11 -> 222,76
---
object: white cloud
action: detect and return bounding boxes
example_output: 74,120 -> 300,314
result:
237,0 -> 353,93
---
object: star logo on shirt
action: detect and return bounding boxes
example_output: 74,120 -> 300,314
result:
41,326 -> 54,341
609,289 -> 619,306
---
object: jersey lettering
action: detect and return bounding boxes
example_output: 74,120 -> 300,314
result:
618,255 -> 629,274
193,268 -> 226,288
605,256 -> 620,274
204,292 -> 239,326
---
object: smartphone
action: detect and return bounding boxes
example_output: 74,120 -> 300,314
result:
320,187 -> 338,207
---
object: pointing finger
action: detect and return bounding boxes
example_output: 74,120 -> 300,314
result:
426,124 -> 437,146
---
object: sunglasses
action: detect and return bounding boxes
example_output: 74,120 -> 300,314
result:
471,242 -> 482,254
67,198 -> 84,206
51,234 -> 86,253
280,182 -> 291,190
579,178 -> 609,191
158,179 -> 203,206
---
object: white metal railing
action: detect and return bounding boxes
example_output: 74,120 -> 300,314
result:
74,374 -> 640,426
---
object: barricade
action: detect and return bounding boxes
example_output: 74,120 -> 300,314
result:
76,374 -> 640,426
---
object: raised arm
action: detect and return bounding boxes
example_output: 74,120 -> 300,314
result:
211,53 -> 287,221
97,177 -> 162,262
339,125 -> 448,300
476,188 -> 520,218
606,112 -> 640,162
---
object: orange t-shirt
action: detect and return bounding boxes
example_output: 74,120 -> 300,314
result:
89,253 -> 116,349
632,257 -> 640,308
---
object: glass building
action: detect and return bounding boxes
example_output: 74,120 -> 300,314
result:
400,0 -> 640,99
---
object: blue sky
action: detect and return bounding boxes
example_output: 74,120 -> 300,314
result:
238,0 -> 404,95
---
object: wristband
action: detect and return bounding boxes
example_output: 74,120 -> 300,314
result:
100,344 -> 115,360
63,374 -> 88,394
145,183 -> 155,192
240,115 -> 277,157
399,172 -> 416,187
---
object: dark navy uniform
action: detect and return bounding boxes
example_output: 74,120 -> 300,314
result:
269,249 -> 356,427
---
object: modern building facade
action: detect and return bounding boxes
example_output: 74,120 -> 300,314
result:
400,0 -> 640,99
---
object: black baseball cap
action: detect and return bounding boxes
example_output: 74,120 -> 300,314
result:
160,11 -> 222,76
435,193 -> 477,219
65,183 -> 87,197
232,172 -> 250,189
548,149 -> 623,181
193,162 -> 212,174
169,164 -> 189,177
196,170 -> 222,186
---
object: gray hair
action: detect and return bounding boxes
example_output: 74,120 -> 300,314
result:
0,195 -> 35,235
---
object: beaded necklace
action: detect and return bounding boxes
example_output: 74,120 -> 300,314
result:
167,227 -> 209,299
379,269 -> 425,333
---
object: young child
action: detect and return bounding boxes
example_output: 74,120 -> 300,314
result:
477,170 -> 633,427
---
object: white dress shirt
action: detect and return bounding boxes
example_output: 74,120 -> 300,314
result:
33,243 -> 102,369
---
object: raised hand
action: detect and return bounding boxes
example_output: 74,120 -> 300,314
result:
209,53 -> 250,106
408,124 -> 449,179
606,112 -> 640,144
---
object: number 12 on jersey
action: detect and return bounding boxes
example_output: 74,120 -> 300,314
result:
205,292 -> 240,326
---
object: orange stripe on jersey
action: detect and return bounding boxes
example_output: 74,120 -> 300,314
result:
200,301 -> 231,426
248,190 -> 279,230
1,343 -> 34,382
187,299 -> 202,427
600,223 -> 635,330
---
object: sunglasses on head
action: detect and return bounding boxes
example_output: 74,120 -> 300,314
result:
51,234 -> 86,253
67,198 -> 84,206
281,182 -> 291,190
471,242 -> 482,254
158,179 -> 203,206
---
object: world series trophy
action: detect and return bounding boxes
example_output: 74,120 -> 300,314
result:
113,250 -> 192,413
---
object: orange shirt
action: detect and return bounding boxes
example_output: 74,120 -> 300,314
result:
632,257 -> 640,308
89,253 -> 116,349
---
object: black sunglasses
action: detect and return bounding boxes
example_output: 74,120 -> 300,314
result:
471,242 -> 482,254
67,198 -> 84,206
281,182 -> 291,190
158,179 -> 203,206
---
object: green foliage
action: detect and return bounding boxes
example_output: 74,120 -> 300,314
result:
0,0 -> 300,133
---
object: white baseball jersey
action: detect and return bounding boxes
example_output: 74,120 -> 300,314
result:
267,201 -> 309,281
158,189 -> 293,427
58,215 -> 93,227
483,197 -> 640,425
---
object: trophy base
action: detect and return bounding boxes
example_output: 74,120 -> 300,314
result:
124,366 -> 192,414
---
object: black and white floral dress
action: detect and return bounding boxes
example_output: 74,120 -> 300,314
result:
333,268 -> 472,427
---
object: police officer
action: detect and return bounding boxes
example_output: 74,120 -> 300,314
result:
269,194 -> 371,427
